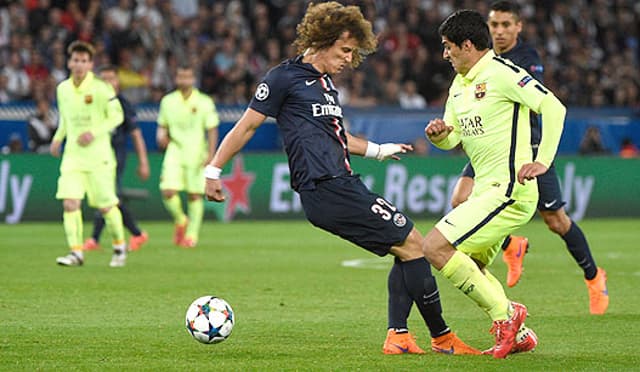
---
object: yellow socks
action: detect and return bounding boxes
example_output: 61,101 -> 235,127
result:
186,198 -> 203,241
103,207 -> 125,249
63,210 -> 83,252
163,194 -> 187,225
440,251 -> 510,321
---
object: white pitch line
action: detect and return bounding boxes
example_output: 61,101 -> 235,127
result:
341,257 -> 393,270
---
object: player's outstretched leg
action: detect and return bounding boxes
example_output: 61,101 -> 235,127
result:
501,235 -> 528,287
384,260 -> 421,354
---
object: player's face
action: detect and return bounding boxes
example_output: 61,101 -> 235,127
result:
67,51 -> 93,81
488,10 -> 522,54
99,70 -> 119,91
442,37 -> 471,75
318,31 -> 356,75
175,68 -> 195,90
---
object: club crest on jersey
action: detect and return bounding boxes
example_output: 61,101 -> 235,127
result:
392,213 -> 407,227
474,83 -> 486,99
84,94 -> 93,104
191,106 -> 197,113
255,83 -> 270,101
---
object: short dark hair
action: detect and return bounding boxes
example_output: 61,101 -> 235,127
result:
438,9 -> 490,50
67,40 -> 95,59
490,0 -> 521,20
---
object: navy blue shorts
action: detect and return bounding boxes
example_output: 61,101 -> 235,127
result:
299,175 -> 414,256
459,162 -> 565,212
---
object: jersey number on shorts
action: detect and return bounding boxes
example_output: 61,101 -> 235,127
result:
370,197 -> 397,221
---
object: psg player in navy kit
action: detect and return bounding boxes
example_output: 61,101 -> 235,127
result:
205,2 -> 480,355
449,1 -> 608,314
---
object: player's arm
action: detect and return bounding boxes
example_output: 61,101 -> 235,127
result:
204,107 -> 266,202
346,132 -> 412,161
204,98 -> 221,166
518,93 -> 565,184
77,86 -> 124,146
130,128 -> 150,181
156,98 -> 169,150
51,89 -> 66,157
205,126 -> 218,166
425,98 -> 460,150
500,66 -> 566,183
50,117 -> 66,157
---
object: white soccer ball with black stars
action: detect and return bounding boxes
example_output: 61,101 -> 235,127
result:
185,296 -> 235,344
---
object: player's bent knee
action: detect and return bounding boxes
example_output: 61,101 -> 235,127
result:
422,228 -> 455,270
161,190 -> 177,199
542,210 -> 571,235
62,199 -> 81,212
391,228 -> 424,261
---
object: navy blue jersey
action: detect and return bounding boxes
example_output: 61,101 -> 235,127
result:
111,94 -> 138,181
498,39 -> 544,147
111,94 -> 138,154
249,56 -> 352,191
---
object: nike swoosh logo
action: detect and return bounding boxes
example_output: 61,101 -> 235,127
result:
433,346 -> 455,354
305,79 -> 317,86
444,219 -> 455,227
453,93 -> 462,97
515,243 -> 523,258
392,343 -> 409,353
544,200 -> 557,208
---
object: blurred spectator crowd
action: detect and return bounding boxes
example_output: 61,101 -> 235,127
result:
0,0 -> 639,109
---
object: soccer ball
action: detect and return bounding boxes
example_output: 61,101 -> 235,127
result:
185,296 -> 235,344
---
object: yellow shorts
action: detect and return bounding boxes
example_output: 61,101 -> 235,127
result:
159,161 -> 205,194
56,167 -> 119,209
435,189 -> 537,266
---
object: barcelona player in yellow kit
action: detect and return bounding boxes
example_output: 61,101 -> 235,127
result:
157,65 -> 219,248
423,10 -> 567,358
51,41 -> 127,267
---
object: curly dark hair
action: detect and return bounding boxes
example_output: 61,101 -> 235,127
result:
293,2 -> 377,68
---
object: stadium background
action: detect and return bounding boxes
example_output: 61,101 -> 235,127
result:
0,0 -> 639,223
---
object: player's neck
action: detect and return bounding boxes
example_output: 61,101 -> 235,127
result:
179,88 -> 193,99
302,51 -> 326,74
72,73 -> 88,87
494,41 -> 516,55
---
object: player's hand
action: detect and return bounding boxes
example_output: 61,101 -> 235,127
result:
50,141 -> 61,157
377,143 -> 413,161
205,178 -> 225,202
517,161 -> 548,185
425,118 -> 453,142
137,161 -> 150,181
77,131 -> 94,146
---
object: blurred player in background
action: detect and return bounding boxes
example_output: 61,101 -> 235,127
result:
424,9 -> 568,358
51,41 -> 127,267
449,0 -> 608,315
205,2 -> 480,356
83,65 -> 150,252
157,64 -> 219,248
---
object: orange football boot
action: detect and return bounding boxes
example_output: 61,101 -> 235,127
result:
431,332 -> 481,355
585,267 -> 609,315
383,329 -> 425,355
502,236 -> 529,287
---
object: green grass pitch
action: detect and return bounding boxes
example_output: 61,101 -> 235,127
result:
1,219 -> 639,370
